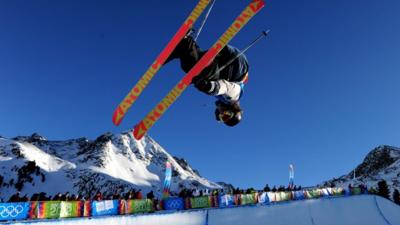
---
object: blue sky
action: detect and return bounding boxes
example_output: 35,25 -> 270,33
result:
1,0 -> 400,190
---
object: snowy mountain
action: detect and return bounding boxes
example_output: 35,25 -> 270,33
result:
322,145 -> 400,196
0,131 -> 221,201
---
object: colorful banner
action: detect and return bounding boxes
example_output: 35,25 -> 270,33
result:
119,199 -> 154,214
257,192 -> 269,204
0,186 -> 371,222
0,202 -> 30,221
38,201 -> 61,219
351,187 -> 362,195
219,195 -> 235,207
275,192 -> 282,202
82,201 -> 91,217
293,191 -> 305,200
190,196 -> 211,209
59,201 -> 82,218
163,162 -> 172,198
91,200 -> 119,217
305,189 -> 321,199
210,195 -> 219,208
241,193 -> 257,205
28,201 -> 38,219
163,197 -> 185,210
132,199 -> 154,214
267,192 -> 277,202
279,192 -> 292,201
119,200 -> 128,214
331,187 -> 344,196
322,188 -> 331,196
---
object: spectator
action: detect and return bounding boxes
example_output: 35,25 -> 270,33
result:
359,184 -> 368,194
348,183 -> 353,190
53,193 -> 62,201
135,190 -> 143,200
178,189 -> 186,198
38,192 -> 47,201
146,191 -> 155,200
94,191 -> 103,201
21,194 -> 29,202
8,192 -> 21,202
192,189 -> 200,197
30,193 -> 39,201
263,184 -> 271,192
60,192 -> 69,201
70,194 -> 77,201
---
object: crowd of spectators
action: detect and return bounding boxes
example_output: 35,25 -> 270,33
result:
1,183 -> 372,204
4,188 -> 156,203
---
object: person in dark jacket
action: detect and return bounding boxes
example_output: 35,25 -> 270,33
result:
146,191 -> 155,200
8,192 -> 20,202
166,32 -> 249,127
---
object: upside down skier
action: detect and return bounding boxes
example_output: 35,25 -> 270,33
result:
165,32 -> 249,127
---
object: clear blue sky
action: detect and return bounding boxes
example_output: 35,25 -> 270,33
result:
1,0 -> 400,190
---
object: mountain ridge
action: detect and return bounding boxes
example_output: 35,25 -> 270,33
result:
0,131 -> 221,201
322,145 -> 400,197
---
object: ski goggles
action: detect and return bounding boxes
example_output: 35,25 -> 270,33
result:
218,110 -> 235,123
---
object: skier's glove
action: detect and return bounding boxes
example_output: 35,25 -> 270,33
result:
194,79 -> 214,94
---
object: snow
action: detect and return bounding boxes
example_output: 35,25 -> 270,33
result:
17,142 -> 76,172
12,195 -> 400,225
323,145 -> 400,198
90,142 -> 159,186
0,132 -> 221,200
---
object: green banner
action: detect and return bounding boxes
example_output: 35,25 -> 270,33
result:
190,196 -> 210,209
60,201 -> 81,218
132,199 -> 154,213
38,201 -> 61,219
241,194 -> 256,205
331,187 -> 344,196
280,192 -> 292,201
306,190 -> 321,199
351,187 -> 361,195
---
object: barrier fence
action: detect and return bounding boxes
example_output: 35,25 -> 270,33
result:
0,187 -> 367,222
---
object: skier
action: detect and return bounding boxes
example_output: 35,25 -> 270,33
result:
165,31 -> 249,127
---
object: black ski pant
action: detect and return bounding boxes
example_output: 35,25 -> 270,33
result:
165,36 -> 220,82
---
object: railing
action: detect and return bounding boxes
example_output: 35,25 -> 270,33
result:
0,187 -> 367,222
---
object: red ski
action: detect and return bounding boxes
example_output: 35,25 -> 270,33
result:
112,0 -> 212,126
133,0 -> 265,140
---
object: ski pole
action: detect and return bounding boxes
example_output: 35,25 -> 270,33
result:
194,0 -> 217,41
215,30 -> 270,74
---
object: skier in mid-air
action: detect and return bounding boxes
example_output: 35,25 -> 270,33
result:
165,31 -> 249,127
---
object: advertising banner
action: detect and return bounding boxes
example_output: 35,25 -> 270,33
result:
0,202 -> 30,221
257,192 -> 269,204
59,201 -> 82,218
91,200 -> 118,217
37,201 -> 61,219
190,196 -> 211,209
219,194 -> 235,207
241,193 -> 257,205
163,197 -> 185,210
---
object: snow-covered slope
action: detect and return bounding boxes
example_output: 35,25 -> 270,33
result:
13,195 -> 400,225
322,145 -> 400,196
0,132 -> 220,201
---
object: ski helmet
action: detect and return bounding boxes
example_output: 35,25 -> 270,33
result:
215,101 -> 242,127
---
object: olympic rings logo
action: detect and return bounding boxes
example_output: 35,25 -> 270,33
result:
0,204 -> 24,218
167,200 -> 183,209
